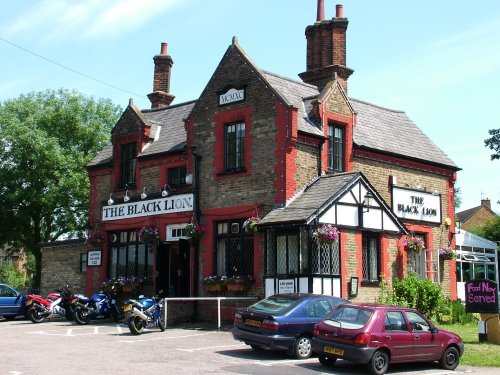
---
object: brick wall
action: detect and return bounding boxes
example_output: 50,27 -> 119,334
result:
40,241 -> 87,296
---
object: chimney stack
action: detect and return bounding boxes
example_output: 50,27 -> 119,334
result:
147,42 -> 175,109
481,199 -> 491,209
299,3 -> 353,93
316,0 -> 325,21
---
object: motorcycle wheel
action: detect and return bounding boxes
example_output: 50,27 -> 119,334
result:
158,317 -> 165,332
28,307 -> 46,324
74,307 -> 91,325
128,315 -> 144,335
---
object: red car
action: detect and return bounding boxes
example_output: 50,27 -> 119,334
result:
312,303 -> 464,375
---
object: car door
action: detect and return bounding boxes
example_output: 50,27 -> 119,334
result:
405,311 -> 439,360
382,311 -> 415,362
0,284 -> 20,316
303,299 -> 333,331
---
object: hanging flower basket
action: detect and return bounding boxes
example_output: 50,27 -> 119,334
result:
185,222 -> 203,239
313,224 -> 339,245
138,225 -> 159,243
243,216 -> 261,232
402,236 -> 424,254
87,231 -> 105,248
439,247 -> 456,260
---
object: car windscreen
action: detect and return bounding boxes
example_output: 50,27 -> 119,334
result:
248,296 -> 301,314
325,306 -> 373,329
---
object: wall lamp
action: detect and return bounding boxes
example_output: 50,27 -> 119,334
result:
363,191 -> 374,213
107,194 -> 114,205
141,187 -> 148,200
123,190 -> 130,202
162,184 -> 173,197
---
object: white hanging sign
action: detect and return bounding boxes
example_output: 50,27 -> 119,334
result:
392,187 -> 441,224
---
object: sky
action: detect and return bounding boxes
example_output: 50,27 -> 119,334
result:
0,0 -> 499,214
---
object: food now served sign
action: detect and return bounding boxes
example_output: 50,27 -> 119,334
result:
465,279 -> 499,313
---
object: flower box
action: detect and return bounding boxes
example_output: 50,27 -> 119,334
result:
227,283 -> 249,292
204,284 -> 227,293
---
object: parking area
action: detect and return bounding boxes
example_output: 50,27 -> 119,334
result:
0,317 -> 496,375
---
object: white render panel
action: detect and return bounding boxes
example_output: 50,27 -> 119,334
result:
363,209 -> 383,230
383,212 -> 399,232
336,205 -> 358,226
265,278 -> 275,298
299,277 -> 309,293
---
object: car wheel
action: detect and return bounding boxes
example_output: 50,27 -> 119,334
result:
439,346 -> 459,370
368,350 -> 389,375
318,355 -> 337,366
293,335 -> 312,359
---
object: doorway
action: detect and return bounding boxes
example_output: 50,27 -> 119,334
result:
156,240 -> 190,297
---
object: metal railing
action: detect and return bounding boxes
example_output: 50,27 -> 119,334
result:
163,296 -> 257,330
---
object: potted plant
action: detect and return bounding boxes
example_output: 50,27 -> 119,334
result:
313,224 -> 339,245
138,225 -> 159,243
439,246 -> 456,261
402,236 -> 424,254
243,216 -> 261,232
201,275 -> 227,292
87,231 -> 105,248
227,275 -> 254,292
185,222 -> 203,239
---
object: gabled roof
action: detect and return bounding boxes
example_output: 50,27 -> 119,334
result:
456,203 -> 498,223
88,100 -> 195,167
259,171 -> 407,234
351,98 -> 459,169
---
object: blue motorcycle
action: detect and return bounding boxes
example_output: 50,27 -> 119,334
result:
123,295 -> 165,335
73,289 -> 122,325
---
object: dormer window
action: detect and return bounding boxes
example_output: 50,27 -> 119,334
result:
328,123 -> 345,172
120,143 -> 136,188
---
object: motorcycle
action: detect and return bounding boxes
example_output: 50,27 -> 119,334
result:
73,288 -> 122,325
25,287 -> 79,323
123,295 -> 165,335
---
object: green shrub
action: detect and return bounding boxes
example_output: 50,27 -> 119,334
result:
0,262 -> 26,289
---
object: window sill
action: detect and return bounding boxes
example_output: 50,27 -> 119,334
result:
361,280 -> 380,287
217,168 -> 247,177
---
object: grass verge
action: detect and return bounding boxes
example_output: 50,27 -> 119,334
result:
439,322 -> 500,367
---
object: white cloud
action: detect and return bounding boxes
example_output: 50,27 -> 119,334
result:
2,0 -> 184,44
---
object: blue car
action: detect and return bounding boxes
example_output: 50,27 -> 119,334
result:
232,293 -> 348,359
0,283 -> 26,320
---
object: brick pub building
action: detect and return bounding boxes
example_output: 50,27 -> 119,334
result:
84,1 -> 460,319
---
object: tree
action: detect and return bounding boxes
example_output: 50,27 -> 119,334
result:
485,128 -> 500,161
470,216 -> 500,243
0,89 -> 121,286
454,186 -> 462,210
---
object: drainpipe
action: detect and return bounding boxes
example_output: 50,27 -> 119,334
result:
191,146 -> 202,317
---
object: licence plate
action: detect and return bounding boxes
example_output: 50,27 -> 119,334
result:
324,346 -> 344,356
123,304 -> 132,313
245,319 -> 261,327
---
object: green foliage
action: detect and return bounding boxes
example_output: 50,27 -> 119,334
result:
0,263 -> 26,289
469,216 -> 500,243
0,89 -> 121,285
379,274 -> 478,324
484,128 -> 500,161
454,186 -> 462,209
377,273 -> 443,318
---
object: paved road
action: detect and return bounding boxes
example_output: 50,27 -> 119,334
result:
0,317 -> 497,375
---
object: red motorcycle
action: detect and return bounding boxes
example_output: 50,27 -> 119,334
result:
25,287 -> 79,323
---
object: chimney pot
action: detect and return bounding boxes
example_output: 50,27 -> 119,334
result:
317,0 -> 325,21
160,42 -> 168,55
336,4 -> 343,18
